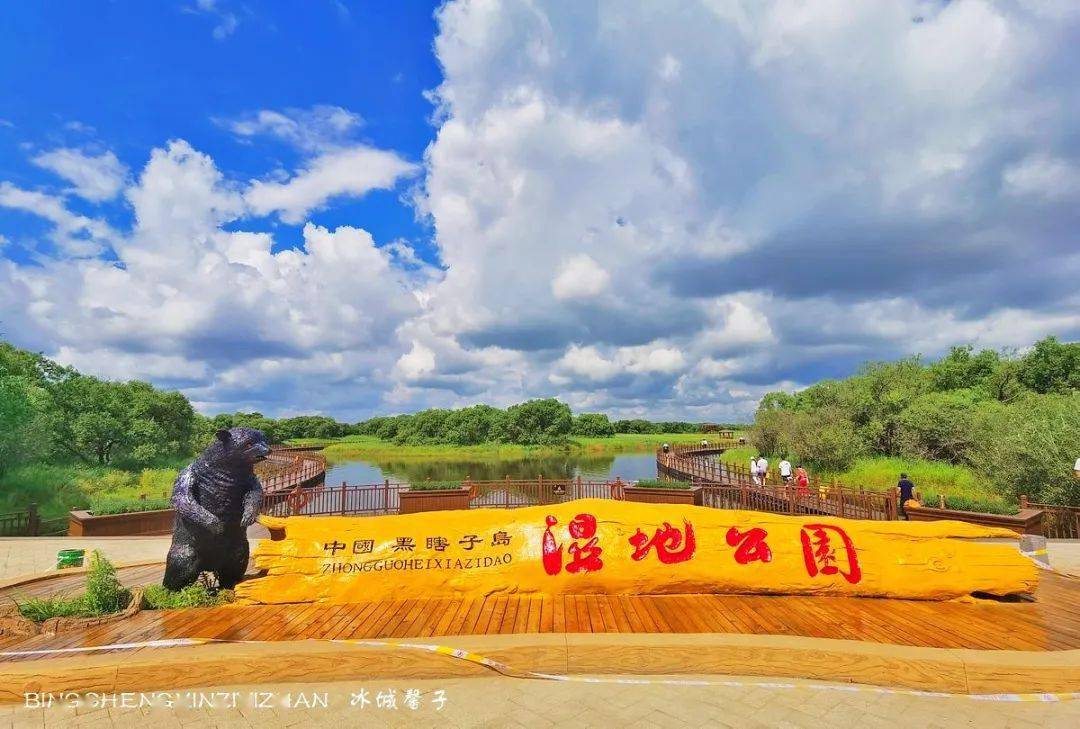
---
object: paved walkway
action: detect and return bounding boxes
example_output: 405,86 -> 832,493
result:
4,674 -> 1078,728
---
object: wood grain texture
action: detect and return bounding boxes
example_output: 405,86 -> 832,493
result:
3,572 -> 1079,663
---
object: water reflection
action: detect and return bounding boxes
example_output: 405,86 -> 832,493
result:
323,452 -> 659,485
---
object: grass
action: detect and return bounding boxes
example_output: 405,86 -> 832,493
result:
634,479 -> 692,490
718,448 -> 1012,514
299,432 -> 724,462
16,551 -> 131,622
88,496 -> 173,515
0,462 -> 180,521
143,582 -> 233,610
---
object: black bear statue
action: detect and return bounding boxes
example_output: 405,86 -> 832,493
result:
162,427 -> 269,590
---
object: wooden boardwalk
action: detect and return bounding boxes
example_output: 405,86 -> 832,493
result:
3,571 -> 1079,662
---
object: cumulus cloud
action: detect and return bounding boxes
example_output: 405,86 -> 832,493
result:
0,182 -> 116,256
245,145 -> 417,224
551,254 -> 610,300
32,148 -> 128,202
3,0 -> 1080,422
0,138 -> 433,417
405,0 -> 1080,420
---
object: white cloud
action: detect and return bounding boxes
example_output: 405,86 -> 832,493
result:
1,138 -> 434,416
1002,154 -> 1080,201
0,182 -> 115,256
3,0 -> 1079,422
32,148 -> 128,202
246,145 -> 417,224
223,105 -> 363,153
551,254 -> 610,300
190,0 -> 239,41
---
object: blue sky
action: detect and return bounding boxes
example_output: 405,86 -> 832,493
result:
0,1 -> 440,261
1,1 -> 1079,422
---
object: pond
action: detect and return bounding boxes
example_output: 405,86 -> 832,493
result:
324,451 -> 660,485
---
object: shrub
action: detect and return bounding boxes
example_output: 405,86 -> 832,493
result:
143,583 -> 233,610
408,480 -> 465,491
83,551 -> 130,615
896,389 -> 995,464
498,399 -> 573,445
138,468 -> 178,494
571,413 -> 615,437
89,496 -> 172,515
975,392 -> 1080,505
17,550 -> 130,621
635,479 -> 692,490
788,408 -> 867,471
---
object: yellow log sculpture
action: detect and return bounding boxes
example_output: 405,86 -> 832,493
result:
235,498 -> 1037,605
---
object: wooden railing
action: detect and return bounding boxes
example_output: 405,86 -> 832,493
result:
0,504 -> 38,537
261,477 -> 625,518
659,442 -> 897,520
1023,498 -> 1080,539
259,447 -> 327,494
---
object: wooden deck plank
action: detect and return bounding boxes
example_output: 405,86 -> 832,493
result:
538,595 -> 553,633
499,596 -> 520,635
4,572 -> 1079,657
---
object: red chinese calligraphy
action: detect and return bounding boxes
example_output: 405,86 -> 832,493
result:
628,520 -> 696,564
725,527 -> 772,564
800,523 -> 862,584
543,513 -> 604,575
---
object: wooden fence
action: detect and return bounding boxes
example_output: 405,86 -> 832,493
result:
1024,498 -> 1080,539
259,448 -> 327,494
658,443 -> 898,520
262,478 -> 625,518
0,504 -> 38,537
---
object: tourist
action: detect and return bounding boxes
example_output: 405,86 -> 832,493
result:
897,472 -> 916,520
795,464 -> 810,494
778,456 -> 793,484
756,455 -> 769,484
750,455 -> 760,485
1074,456 -> 1080,479
662,443 -> 670,454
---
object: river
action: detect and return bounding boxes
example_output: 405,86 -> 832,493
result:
324,451 -> 660,485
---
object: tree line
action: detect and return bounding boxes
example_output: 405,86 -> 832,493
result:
750,337 -> 1080,505
1,340 -> 722,474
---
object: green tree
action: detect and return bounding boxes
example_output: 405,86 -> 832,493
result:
896,389 -> 995,464
0,374 -> 43,473
498,399 -> 573,445
789,407 -> 868,472
749,408 -> 793,457
929,345 -> 1000,392
975,392 -> 1080,505
442,405 -> 505,445
571,413 -> 615,437
1019,337 -> 1080,394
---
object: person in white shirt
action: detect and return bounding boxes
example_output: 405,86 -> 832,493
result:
756,456 -> 769,483
778,458 -> 793,483
750,456 -> 760,485
1074,457 -> 1080,478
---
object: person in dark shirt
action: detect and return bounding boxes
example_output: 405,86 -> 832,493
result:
897,473 -> 915,519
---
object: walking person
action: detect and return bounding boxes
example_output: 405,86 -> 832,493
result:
750,455 -> 760,485
778,456 -> 793,484
795,464 -> 810,495
756,455 -> 769,485
897,472 -> 916,520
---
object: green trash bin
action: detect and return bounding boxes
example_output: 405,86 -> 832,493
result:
56,548 -> 85,569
